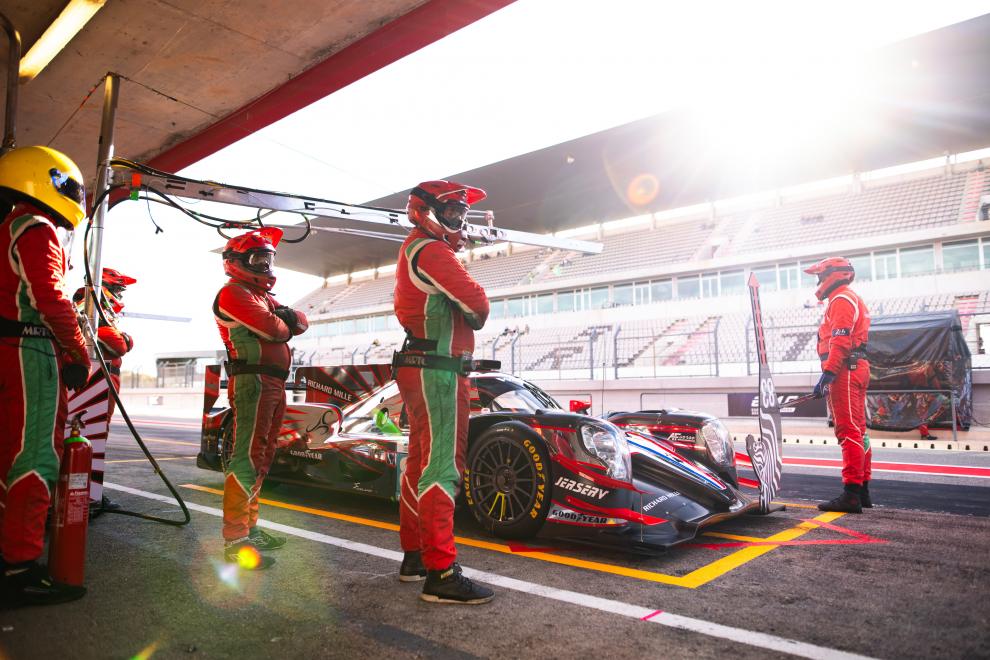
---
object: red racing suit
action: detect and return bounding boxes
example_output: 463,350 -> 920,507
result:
817,284 -> 871,485
0,203 -> 89,563
214,279 -> 307,541
394,229 -> 489,570
74,289 -> 133,414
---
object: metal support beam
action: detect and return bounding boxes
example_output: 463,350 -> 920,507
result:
110,163 -> 604,255
85,73 -> 119,340
0,12 -> 21,154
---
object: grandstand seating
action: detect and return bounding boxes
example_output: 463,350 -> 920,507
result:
291,157 -> 990,377
734,171 -> 973,254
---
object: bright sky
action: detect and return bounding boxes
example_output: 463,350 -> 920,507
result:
70,0 -> 990,376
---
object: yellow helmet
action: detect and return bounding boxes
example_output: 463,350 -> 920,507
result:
0,146 -> 86,228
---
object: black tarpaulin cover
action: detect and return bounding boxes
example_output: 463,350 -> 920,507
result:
863,310 -> 972,431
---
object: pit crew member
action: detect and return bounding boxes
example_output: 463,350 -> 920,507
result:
805,256 -> 872,512
393,181 -> 493,604
0,146 -> 91,606
214,227 -> 307,569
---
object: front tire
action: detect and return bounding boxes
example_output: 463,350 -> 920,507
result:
463,423 -> 551,539
218,420 -> 234,472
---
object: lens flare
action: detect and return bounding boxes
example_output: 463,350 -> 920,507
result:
236,545 -> 262,570
129,641 -> 159,660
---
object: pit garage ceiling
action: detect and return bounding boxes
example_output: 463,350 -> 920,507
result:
0,0 -> 512,188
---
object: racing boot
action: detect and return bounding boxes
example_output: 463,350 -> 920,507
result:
399,550 -> 427,582
817,483 -> 862,514
249,527 -> 287,551
224,538 -> 276,570
421,563 -> 494,605
0,561 -> 86,608
860,481 -> 873,508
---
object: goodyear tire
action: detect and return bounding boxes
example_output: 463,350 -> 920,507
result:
464,423 -> 551,540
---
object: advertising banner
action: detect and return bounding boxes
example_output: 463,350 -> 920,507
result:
728,392 -> 827,417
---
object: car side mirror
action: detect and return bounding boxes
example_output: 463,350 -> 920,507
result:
570,400 -> 592,414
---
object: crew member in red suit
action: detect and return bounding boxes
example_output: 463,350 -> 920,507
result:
0,146 -> 91,606
73,267 -> 136,412
214,227 -> 307,569
805,257 -> 872,512
73,268 -> 136,513
393,181 -> 493,604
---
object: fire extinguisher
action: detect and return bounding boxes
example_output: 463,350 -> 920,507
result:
48,417 -> 93,586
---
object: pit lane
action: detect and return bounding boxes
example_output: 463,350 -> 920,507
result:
1,416 -> 988,659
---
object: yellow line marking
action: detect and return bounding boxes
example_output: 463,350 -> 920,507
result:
774,501 -> 820,510
106,456 -> 197,463
180,484 -> 843,589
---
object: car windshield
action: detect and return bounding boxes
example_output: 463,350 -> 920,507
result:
474,375 -> 561,413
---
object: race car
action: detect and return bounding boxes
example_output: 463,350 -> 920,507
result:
198,363 -> 776,551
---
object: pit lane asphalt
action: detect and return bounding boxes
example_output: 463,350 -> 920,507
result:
1,417 -> 987,660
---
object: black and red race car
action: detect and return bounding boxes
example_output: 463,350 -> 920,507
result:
198,363 -> 777,551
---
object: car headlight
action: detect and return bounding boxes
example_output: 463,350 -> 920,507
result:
700,420 -> 733,467
580,423 -> 630,480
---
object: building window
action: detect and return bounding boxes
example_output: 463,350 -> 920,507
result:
943,240 -> 980,272
634,281 -> 651,305
557,291 -> 575,313
900,245 -> 934,276
536,293 -> 554,314
701,274 -> 718,298
719,270 -> 745,296
677,275 -> 700,299
507,297 -> 526,317
779,263 -> 800,290
612,284 -> 633,307
589,287 -> 609,309
874,251 -> 897,280
651,279 -> 672,302
489,299 -> 505,320
847,254 -> 871,282
752,266 -> 777,291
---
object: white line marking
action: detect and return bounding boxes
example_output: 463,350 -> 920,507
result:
104,482 -> 874,660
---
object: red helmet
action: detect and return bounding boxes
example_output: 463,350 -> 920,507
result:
407,180 -> 486,251
804,256 -> 854,300
222,227 -> 283,290
101,267 -> 136,313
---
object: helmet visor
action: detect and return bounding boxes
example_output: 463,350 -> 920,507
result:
49,168 -> 86,209
246,249 -> 275,273
438,202 -> 468,231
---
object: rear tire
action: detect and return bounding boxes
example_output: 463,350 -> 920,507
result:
463,424 -> 551,540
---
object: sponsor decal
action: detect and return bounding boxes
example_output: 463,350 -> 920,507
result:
304,378 -> 356,403
546,505 -> 615,526
727,392 -> 827,417
288,449 -> 323,461
831,328 -> 850,336
554,476 -> 610,500
352,483 -> 374,493
643,491 -> 679,512
305,409 -> 340,437
523,439 -> 548,518
665,432 -> 695,445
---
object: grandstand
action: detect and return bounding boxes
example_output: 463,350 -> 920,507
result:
291,151 -> 990,381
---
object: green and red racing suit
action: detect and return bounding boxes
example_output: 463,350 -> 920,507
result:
214,279 -> 307,541
0,203 -> 89,563
394,229 -> 489,570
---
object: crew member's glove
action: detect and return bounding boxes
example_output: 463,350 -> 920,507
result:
813,371 -> 836,399
62,362 -> 90,392
273,306 -> 299,332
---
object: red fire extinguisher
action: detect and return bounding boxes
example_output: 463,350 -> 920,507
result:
48,417 -> 92,586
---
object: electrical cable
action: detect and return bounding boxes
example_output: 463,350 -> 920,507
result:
80,196 -> 190,526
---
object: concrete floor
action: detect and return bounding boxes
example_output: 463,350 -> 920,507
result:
0,416 -> 988,660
